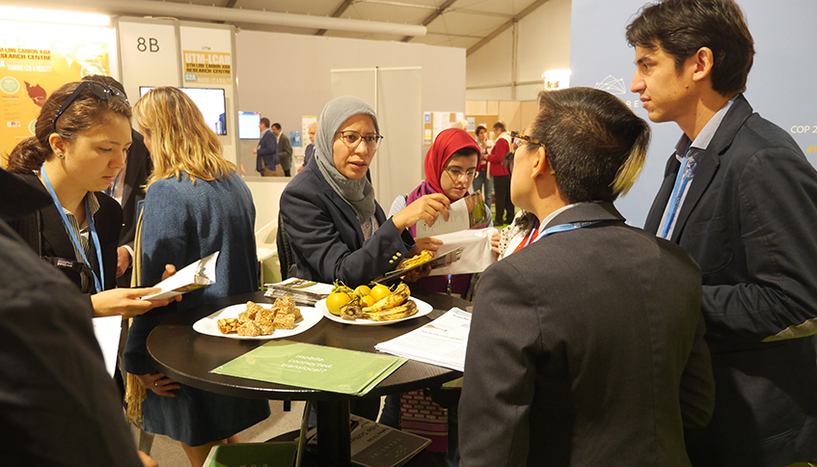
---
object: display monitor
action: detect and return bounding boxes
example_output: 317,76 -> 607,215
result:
238,111 -> 261,140
139,86 -> 227,135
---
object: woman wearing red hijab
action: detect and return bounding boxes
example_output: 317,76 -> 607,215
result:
389,128 -> 491,296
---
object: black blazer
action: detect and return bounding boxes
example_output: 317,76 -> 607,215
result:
460,202 -> 714,467
117,130 -> 151,287
645,94 -> 817,466
10,173 -> 122,294
278,131 -> 293,171
279,161 -> 414,287
256,129 -> 278,172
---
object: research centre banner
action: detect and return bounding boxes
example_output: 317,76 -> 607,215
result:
570,0 -> 817,227
0,22 -> 115,159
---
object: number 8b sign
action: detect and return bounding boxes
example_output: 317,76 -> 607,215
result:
137,37 -> 160,53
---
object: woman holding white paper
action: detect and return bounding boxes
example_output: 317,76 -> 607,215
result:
389,128 -> 492,296
5,80 -> 173,318
123,87 -> 270,467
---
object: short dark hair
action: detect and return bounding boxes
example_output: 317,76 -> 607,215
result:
493,122 -> 506,132
528,88 -> 650,203
260,118 -> 270,128
476,125 -> 487,136
626,0 -> 754,96
271,123 -> 282,131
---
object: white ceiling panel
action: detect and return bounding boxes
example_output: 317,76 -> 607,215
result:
33,0 -> 550,51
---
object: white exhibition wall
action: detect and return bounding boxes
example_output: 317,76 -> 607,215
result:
116,17 -> 239,164
236,30 -> 466,230
466,0 -> 572,101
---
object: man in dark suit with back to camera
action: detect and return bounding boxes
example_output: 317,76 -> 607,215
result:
254,117 -> 278,176
459,87 -> 715,467
272,122 -> 293,176
627,1 -> 817,465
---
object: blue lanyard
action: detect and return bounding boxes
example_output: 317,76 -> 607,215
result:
521,219 -> 601,249
660,154 -> 696,239
40,164 -> 105,293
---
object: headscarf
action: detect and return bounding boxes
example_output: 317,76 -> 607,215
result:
314,96 -> 379,223
405,128 -> 481,236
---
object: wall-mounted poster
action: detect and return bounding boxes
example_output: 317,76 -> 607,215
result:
0,21 -> 115,160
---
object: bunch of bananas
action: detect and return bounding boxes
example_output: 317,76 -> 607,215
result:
400,250 -> 433,269
339,282 -> 417,321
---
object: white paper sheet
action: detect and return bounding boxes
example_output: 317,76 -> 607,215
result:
92,316 -> 122,377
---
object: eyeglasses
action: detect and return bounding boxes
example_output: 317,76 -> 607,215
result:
510,130 -> 541,151
444,166 -> 477,181
52,81 -> 129,134
336,130 -> 384,150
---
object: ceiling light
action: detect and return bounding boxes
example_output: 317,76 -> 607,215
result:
0,6 -> 110,26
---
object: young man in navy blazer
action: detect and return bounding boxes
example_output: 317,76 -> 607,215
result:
628,1 -> 817,465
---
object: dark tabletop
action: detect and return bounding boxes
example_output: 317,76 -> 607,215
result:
147,290 -> 468,401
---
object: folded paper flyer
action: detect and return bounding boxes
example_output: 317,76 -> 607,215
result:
211,340 -> 407,396
141,251 -> 219,300
415,192 -> 489,237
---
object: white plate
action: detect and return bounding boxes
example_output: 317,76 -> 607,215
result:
315,297 -> 433,326
193,303 -> 323,340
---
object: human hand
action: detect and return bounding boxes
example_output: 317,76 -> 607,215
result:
392,194 -> 450,231
162,264 -> 177,281
491,232 -> 500,254
403,265 -> 432,282
297,165 -> 303,173
116,246 -> 132,278
409,237 -> 444,257
90,287 -> 175,318
137,450 -> 158,467
135,372 -> 180,397
253,148 -> 258,154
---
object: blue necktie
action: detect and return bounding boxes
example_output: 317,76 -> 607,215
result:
660,155 -> 695,239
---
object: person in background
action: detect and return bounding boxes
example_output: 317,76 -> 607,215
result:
254,117 -> 277,176
299,121 -> 317,173
0,168 -> 157,467
485,121 -> 514,225
459,87 -> 715,467
272,122 -> 293,176
472,125 -> 492,209
280,96 -> 451,422
5,80 -> 171,318
389,128 -> 492,296
81,75 -> 153,288
125,86 -> 271,467
627,0 -> 817,465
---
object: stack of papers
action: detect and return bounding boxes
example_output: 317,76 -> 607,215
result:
264,278 -> 334,306
211,340 -> 406,396
375,308 -> 471,372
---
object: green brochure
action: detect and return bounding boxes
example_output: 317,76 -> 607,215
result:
211,340 -> 407,396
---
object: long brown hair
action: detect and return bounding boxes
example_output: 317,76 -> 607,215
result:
134,87 -> 235,186
6,81 -> 132,173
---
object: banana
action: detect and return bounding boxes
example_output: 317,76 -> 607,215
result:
362,283 -> 411,313
362,299 -> 418,321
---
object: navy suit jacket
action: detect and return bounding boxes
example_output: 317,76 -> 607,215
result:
645,94 -> 817,466
460,202 -> 714,467
256,129 -> 278,173
279,162 -> 414,287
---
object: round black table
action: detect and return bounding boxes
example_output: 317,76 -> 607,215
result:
147,290 -> 467,467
